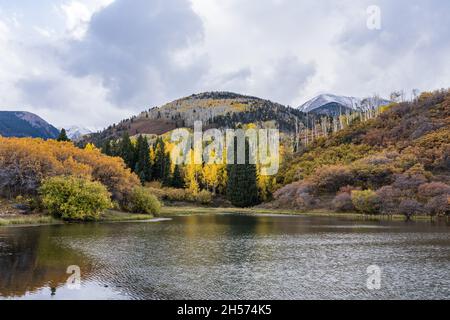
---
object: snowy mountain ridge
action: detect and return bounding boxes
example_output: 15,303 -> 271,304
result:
298,94 -> 390,115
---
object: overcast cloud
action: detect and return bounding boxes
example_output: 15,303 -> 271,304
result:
0,0 -> 449,128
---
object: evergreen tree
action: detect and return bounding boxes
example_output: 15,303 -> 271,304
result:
102,139 -> 112,156
161,153 -> 172,187
57,128 -> 70,142
152,138 -> 163,180
134,135 -> 152,184
153,137 -> 171,183
119,132 -> 136,170
171,164 -> 185,188
226,138 -> 259,207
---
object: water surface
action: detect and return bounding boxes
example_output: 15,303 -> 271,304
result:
1,213 -> 449,300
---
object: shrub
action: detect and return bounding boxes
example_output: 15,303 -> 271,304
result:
310,165 -> 353,193
399,199 -> 426,218
166,188 -> 190,202
350,159 -> 394,190
273,182 -> 315,209
14,195 -> 43,212
195,190 -> 213,205
293,191 -> 315,210
148,187 -> 190,202
392,172 -> 428,195
40,176 -> 112,221
418,182 -> 450,199
426,195 -> 450,216
332,192 -> 355,212
147,186 -> 215,205
351,190 -> 381,215
0,137 -> 140,204
338,185 -> 361,194
376,186 -> 403,215
128,187 -> 162,215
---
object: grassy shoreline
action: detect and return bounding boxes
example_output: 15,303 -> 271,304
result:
0,215 -> 60,227
0,210 -> 154,227
0,206 -> 444,227
101,210 -> 154,222
160,206 -> 441,221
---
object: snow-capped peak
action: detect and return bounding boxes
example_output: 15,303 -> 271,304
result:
61,126 -> 93,140
298,93 -> 390,115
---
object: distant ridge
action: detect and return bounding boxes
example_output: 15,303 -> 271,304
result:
0,111 -> 59,139
63,125 -> 93,141
298,94 -> 390,116
79,91 -> 311,147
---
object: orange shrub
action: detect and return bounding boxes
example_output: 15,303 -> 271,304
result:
0,137 -> 140,203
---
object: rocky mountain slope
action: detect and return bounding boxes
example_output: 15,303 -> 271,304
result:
0,111 -> 59,139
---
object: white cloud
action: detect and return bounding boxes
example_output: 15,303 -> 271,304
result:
0,0 -> 449,128
59,0 -> 114,39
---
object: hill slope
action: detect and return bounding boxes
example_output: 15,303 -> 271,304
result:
0,111 -> 59,139
270,89 -> 450,216
81,91 -> 313,146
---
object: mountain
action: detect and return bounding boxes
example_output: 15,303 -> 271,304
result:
0,111 -> 59,139
64,126 -> 93,141
80,91 -> 314,147
298,94 -> 390,116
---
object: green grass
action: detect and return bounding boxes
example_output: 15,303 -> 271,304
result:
160,206 -> 438,221
101,210 -> 154,222
0,210 -> 154,227
0,215 -> 59,226
0,206 -> 439,227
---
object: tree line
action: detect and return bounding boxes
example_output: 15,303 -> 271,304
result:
101,133 -> 184,188
100,133 -> 261,207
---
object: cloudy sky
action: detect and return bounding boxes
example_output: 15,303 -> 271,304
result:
0,0 -> 449,129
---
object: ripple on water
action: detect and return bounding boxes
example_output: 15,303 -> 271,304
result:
2,214 -> 450,300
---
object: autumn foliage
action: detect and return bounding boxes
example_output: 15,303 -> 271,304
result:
40,176 -> 112,221
0,137 -> 140,205
272,89 -> 450,217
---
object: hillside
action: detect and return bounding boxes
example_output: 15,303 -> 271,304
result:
270,89 -> 450,216
0,111 -> 59,139
81,91 -> 313,147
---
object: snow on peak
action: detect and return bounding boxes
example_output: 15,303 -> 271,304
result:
298,94 -> 390,114
63,125 -> 93,140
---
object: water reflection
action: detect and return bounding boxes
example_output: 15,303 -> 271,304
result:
1,214 -> 450,300
0,225 -> 94,298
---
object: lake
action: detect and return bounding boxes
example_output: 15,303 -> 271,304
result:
0,213 -> 449,300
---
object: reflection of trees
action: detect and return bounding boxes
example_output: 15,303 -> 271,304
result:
0,226 -> 92,298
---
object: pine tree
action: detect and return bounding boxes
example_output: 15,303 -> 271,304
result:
134,135 -> 152,184
153,137 -> 171,185
57,128 -> 70,142
171,164 -> 185,188
102,139 -> 112,156
119,132 -> 135,170
161,154 -> 172,187
226,138 -> 259,207
152,138 -> 164,180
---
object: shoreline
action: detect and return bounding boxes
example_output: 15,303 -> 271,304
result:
0,206 -> 445,228
160,206 -> 442,222
0,210 -> 154,228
